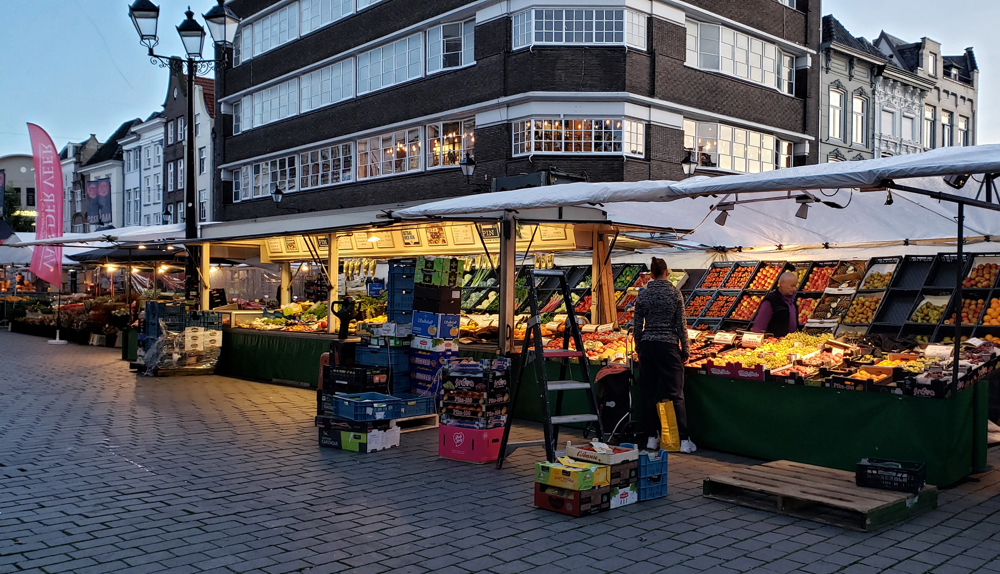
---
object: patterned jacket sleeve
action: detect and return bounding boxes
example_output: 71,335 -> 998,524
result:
674,289 -> 690,355
633,293 -> 646,344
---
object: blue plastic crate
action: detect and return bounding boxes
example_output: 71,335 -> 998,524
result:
356,346 -> 411,374
388,309 -> 413,324
330,392 -> 401,421
394,393 -> 435,417
392,374 -> 411,394
621,445 -> 669,478
389,291 -> 414,309
638,474 -> 668,501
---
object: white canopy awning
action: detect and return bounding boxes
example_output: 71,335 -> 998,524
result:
0,232 -> 104,266
8,223 -> 187,248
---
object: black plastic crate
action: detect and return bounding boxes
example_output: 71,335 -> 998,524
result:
941,290 -> 990,327
892,256 -> 934,290
873,292 -> 919,326
324,365 -> 390,389
685,290 -> 716,317
799,261 -> 840,292
905,290 -> 954,325
697,262 -> 735,290
925,253 -> 971,288
933,325 -> 974,344
856,458 -> 926,495
897,324 -> 937,345
721,262 -> 760,290
702,290 -> 742,320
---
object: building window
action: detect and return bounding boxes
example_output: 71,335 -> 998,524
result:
145,147 -> 151,168
358,128 -> 422,180
233,101 -> 242,134
133,191 -> 140,224
167,120 -> 174,144
512,118 -> 645,158
300,59 -> 354,113
828,89 -> 843,140
154,144 -> 162,166
778,0 -> 796,7
253,156 -> 297,198
624,121 -> 645,157
358,0 -> 381,9
195,113 -> 201,137
852,96 -> 866,145
26,188 -> 35,207
941,110 -> 953,147
252,79 -> 299,128
145,215 -> 150,226
177,201 -> 184,221
252,2 -> 299,58
144,176 -> 151,203
168,163 -> 175,192
154,174 -> 161,201
684,119 -> 791,173
357,34 -> 423,95
427,119 -> 475,168
513,9 -> 647,50
928,53 -> 937,76
125,190 -> 131,224
199,189 -> 207,222
923,105 -> 936,149
686,20 -> 794,95
301,0 -> 353,35
199,147 -> 207,175
178,117 -> 185,141
178,159 -> 185,190
234,27 -> 244,66
232,169 -> 243,202
427,19 -> 475,74
880,109 -> 895,136
902,115 -> 915,142
958,116 -> 969,146
241,95 -> 252,132
300,144 -> 354,189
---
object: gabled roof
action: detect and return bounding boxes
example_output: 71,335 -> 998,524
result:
194,77 -> 216,119
822,16 -> 888,62
943,48 -> 977,85
84,119 -> 142,167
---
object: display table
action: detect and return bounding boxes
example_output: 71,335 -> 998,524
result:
219,329 -> 342,388
686,373 -> 989,487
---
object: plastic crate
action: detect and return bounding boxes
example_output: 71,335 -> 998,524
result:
697,262 -> 735,290
392,374 -> 412,394
622,444 -> 668,478
873,291 -> 919,326
638,474 -> 668,501
388,309 -> 413,324
925,253 -> 971,288
329,392 -> 401,421
324,365 -> 390,390
855,458 -> 926,494
394,393 -> 436,417
721,262 -> 760,290
389,291 -> 415,310
356,345 -> 410,368
892,256 -> 934,290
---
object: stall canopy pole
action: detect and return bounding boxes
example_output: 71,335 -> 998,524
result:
592,230 -> 617,325
954,203 -> 964,387
280,262 -> 292,306
327,233 -> 338,335
200,243 -> 211,310
498,212 -> 517,355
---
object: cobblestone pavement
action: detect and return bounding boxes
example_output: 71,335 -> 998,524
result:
1,331 -> 1000,574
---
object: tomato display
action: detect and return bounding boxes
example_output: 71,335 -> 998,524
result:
700,267 -> 729,289
749,264 -> 782,290
730,295 -> 763,320
723,266 -> 754,289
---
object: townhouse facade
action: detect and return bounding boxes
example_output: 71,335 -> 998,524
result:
163,62 -> 218,226
211,0 -> 820,220
59,136 -> 102,232
73,119 -> 142,231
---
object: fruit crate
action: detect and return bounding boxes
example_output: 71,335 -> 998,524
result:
932,325 -> 975,344
940,290 -> 990,327
873,291 -> 919,326
329,392 -> 402,422
963,255 -> 1000,290
859,256 -> 901,291
840,291 -> 886,326
721,262 -> 760,290
748,262 -> 785,291
685,290 -> 715,317
891,255 -> 934,290
903,290 -> 954,326
703,290 -> 742,319
696,262 -> 735,290
726,293 -> 766,322
795,294 -> 823,326
799,261 -> 840,292
690,319 -> 722,333
394,393 -> 436,417
786,262 -> 813,290
614,264 -> 647,290
925,253 -> 972,288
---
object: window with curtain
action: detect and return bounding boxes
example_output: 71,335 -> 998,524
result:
829,89 -> 843,140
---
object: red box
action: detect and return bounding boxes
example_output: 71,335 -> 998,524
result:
534,482 -> 610,517
438,425 -> 503,464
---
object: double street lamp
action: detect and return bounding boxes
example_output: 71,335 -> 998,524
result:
128,0 -> 240,300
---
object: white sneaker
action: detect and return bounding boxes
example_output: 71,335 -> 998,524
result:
646,436 -> 660,450
680,439 -> 697,454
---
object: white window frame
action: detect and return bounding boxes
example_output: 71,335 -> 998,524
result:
512,9 -> 646,51
852,96 -> 866,145
686,19 -> 795,96
232,169 -> 243,202
941,111 -> 953,147
512,118 -> 644,158
154,144 -> 162,166
299,143 -> 354,190
683,119 -> 791,174
178,117 -> 185,142
427,19 -> 476,74
252,3 -> 299,58
902,114 -> 915,143
426,119 -> 475,169
144,176 -> 151,204
300,0 -> 354,36
199,147 -> 207,175
178,159 -> 185,191
958,115 -> 969,147
928,52 -> 938,76
168,162 -> 175,192
133,191 -> 140,225
252,79 -> 300,128
923,105 -> 936,149
167,120 -> 174,145
357,0 -> 382,9
300,58 -> 354,113
357,128 -> 422,180
828,89 -> 843,140
357,34 -> 423,96
880,109 -> 895,137
154,173 -> 161,202
195,113 -> 201,137
145,147 -> 151,168
233,101 -> 242,134
199,189 -> 207,222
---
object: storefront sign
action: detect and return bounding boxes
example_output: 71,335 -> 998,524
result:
451,224 -> 475,245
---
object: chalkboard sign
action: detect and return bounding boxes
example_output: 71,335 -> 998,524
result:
209,288 -> 228,309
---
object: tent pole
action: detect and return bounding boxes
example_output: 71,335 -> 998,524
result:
498,212 -> 517,356
200,243 -> 211,310
953,203 -> 964,387
280,262 -> 292,307
327,233 -> 338,335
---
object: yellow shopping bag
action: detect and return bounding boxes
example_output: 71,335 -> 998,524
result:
657,401 -> 681,452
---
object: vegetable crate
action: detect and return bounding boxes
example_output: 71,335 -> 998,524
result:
394,393 -> 437,417
356,346 -> 411,377
329,392 -> 402,422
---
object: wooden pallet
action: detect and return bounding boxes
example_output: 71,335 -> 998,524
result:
703,460 -> 937,532
395,414 -> 439,434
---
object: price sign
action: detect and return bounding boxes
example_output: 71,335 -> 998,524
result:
687,329 -> 701,341
713,332 -> 737,345
965,337 -> 985,348
582,324 -> 598,333
925,345 -> 955,359
596,323 -> 615,333
545,322 -> 562,332
741,333 -> 765,348
831,346 -> 845,357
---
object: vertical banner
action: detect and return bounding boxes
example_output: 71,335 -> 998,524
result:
27,123 -> 64,287
97,178 -> 112,225
86,180 -> 100,225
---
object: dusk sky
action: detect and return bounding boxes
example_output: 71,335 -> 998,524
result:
0,0 -> 996,157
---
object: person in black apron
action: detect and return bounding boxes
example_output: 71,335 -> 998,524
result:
752,272 -> 799,336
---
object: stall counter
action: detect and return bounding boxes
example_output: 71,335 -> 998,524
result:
218,328 -> 344,388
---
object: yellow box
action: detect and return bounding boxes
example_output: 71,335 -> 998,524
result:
535,460 -> 610,490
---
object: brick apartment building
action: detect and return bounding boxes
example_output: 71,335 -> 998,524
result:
213,0 -> 820,221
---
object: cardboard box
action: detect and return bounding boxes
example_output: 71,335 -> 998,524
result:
566,442 -> 639,465
439,413 -> 507,429
340,427 -> 401,453
441,390 -> 510,406
534,483 -> 610,517
610,460 -> 639,487
410,349 -> 458,371
411,336 -> 459,353
609,482 -> 639,509
536,460 -> 610,490
441,404 -> 509,419
438,425 -> 503,463
444,370 -> 510,393
376,322 -> 412,337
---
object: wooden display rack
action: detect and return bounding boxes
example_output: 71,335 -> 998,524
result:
703,460 -> 938,532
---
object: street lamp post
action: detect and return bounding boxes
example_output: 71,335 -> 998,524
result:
128,0 -> 239,302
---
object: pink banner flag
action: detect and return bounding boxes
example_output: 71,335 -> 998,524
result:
27,123 -> 64,287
